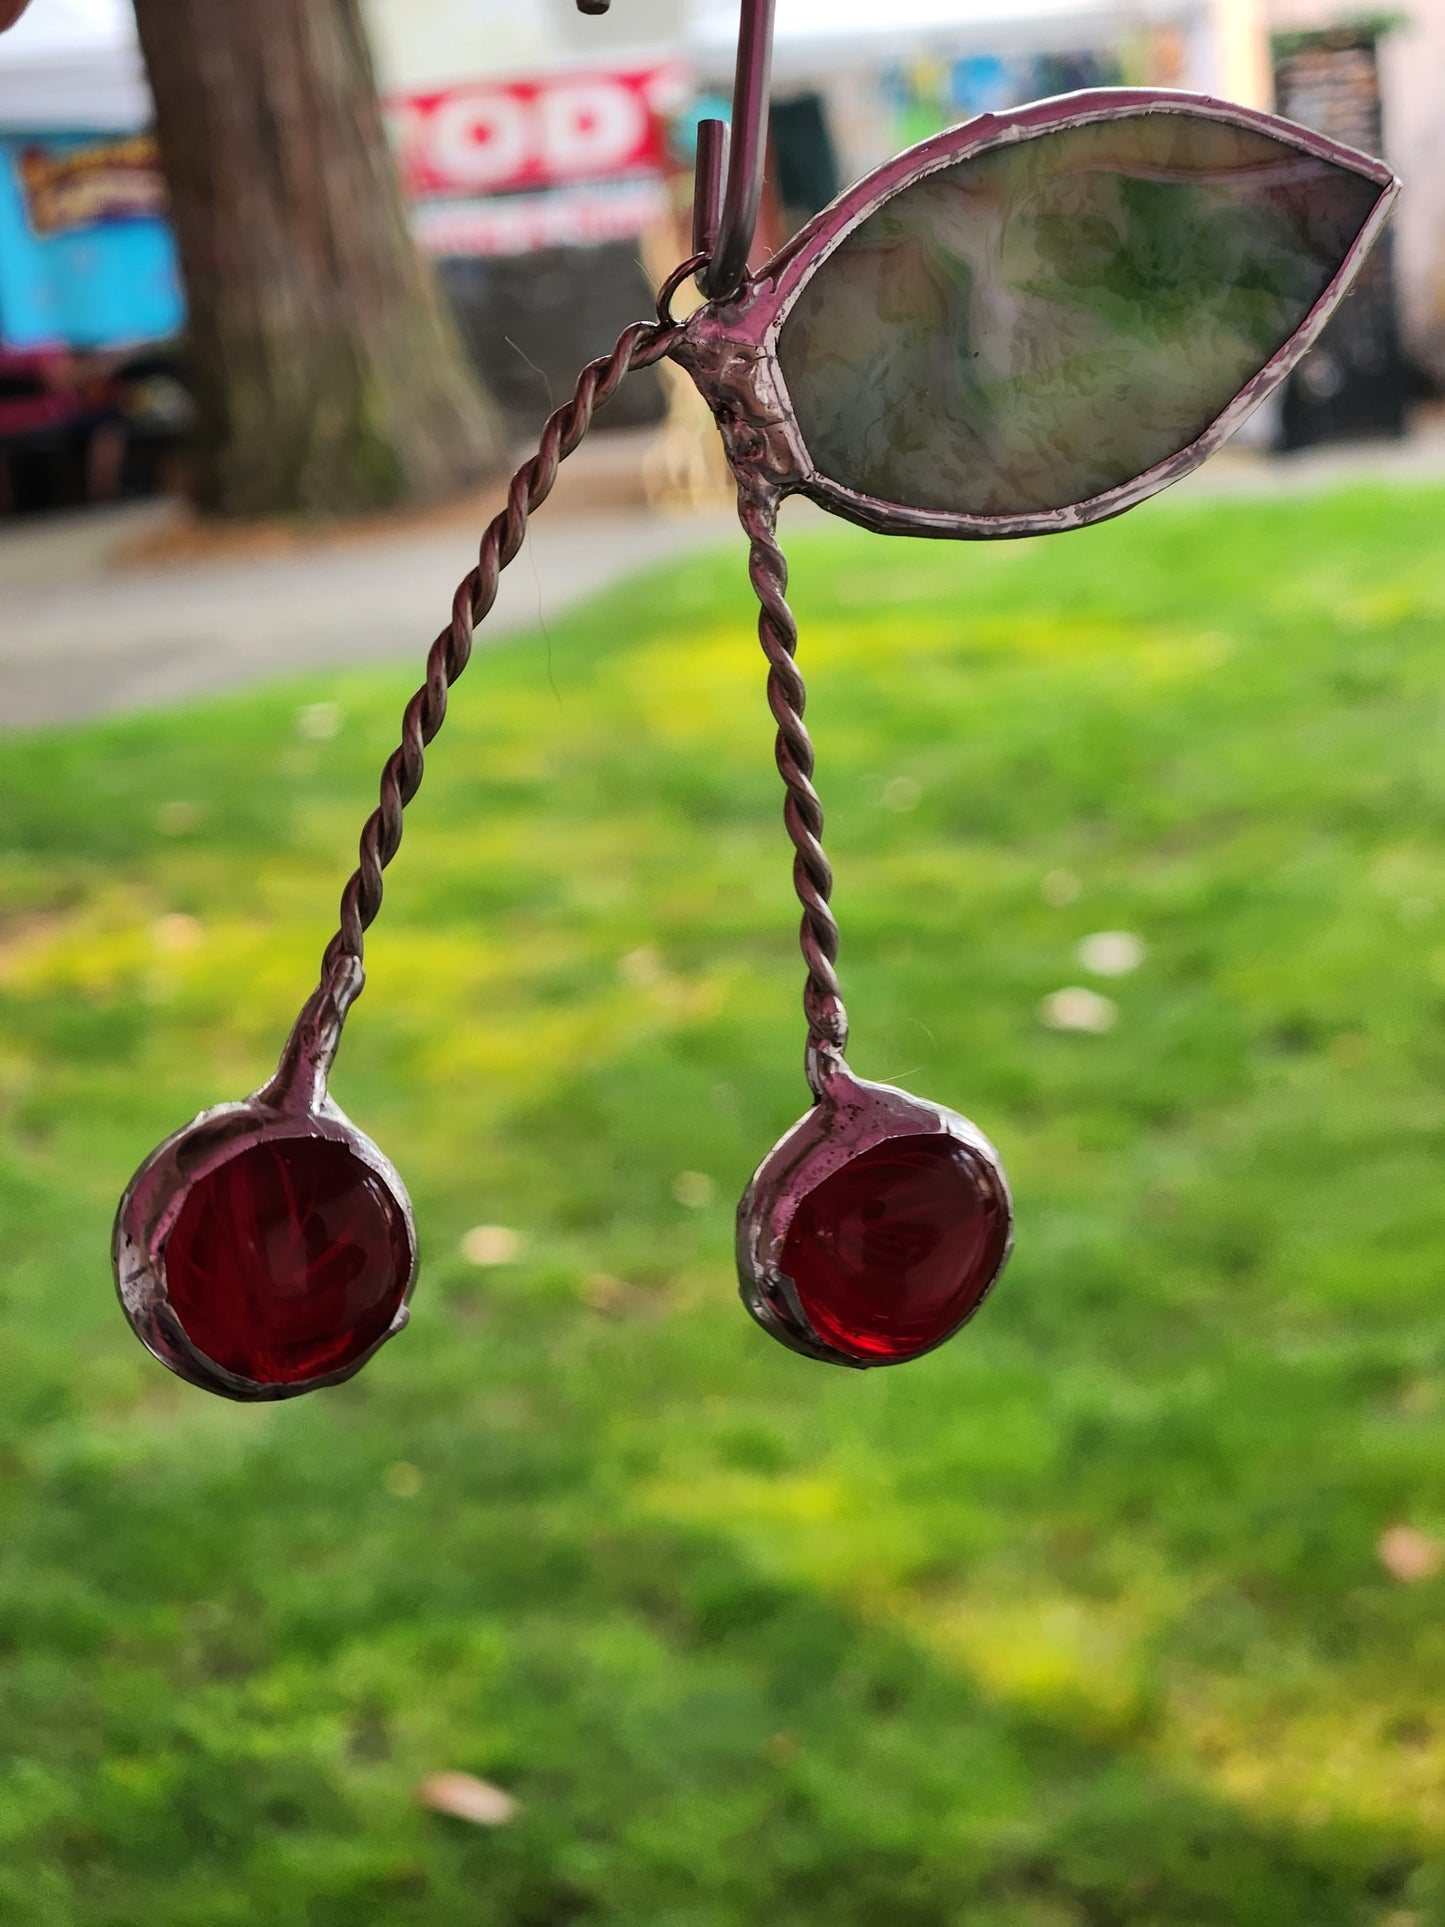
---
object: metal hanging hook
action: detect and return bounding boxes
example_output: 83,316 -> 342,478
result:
575,0 -> 777,301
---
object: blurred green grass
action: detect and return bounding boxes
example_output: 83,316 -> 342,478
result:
2,485 -> 1445,1925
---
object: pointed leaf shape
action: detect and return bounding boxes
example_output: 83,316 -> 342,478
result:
773,97 -> 1396,531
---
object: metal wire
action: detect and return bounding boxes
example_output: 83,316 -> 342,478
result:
296,316 -> 680,1069
737,478 -> 849,1095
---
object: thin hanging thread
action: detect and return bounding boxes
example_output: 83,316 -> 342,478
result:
283,314 -> 682,1087
737,481 -> 849,1093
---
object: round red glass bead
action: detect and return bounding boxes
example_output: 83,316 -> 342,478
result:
163,1136 -> 412,1386
780,1133 -> 1009,1363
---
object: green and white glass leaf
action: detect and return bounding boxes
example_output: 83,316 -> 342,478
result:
776,111 -> 1394,522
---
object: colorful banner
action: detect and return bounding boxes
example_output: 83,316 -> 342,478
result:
0,135 -> 182,351
18,133 -> 165,237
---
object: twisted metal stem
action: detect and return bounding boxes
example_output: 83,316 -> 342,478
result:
270,316 -> 679,1108
738,479 -> 849,1097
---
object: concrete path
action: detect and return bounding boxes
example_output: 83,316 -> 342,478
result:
2,417 -> 1443,733
0,435 -> 736,729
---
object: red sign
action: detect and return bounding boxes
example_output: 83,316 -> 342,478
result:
388,61 -> 686,199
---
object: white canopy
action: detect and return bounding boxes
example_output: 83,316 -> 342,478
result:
0,0 -> 150,132
693,0 -> 1194,80
368,0 -> 559,93
0,0 -> 1198,136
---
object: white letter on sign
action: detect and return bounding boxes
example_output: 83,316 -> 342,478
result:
428,91 -> 533,192
540,81 -> 645,180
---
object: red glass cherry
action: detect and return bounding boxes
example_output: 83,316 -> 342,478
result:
163,1135 -> 412,1386
780,1133 -> 1009,1362
737,1068 -> 1012,1367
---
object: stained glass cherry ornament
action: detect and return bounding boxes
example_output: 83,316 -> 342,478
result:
110,6 -> 1401,1399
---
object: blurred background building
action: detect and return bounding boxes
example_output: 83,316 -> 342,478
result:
0,0 -> 1439,512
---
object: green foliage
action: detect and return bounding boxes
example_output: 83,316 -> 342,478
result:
2,487 -> 1445,1923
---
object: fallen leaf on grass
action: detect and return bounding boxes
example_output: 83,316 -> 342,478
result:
1078,930 -> 1145,977
1039,986 -> 1117,1034
672,1171 -> 715,1208
152,913 -> 205,954
383,1461 -> 422,1499
297,701 -> 345,740
619,946 -> 665,986
1378,1525 -> 1442,1584
416,1772 -> 520,1826
461,1225 -> 523,1267
583,1273 -> 664,1320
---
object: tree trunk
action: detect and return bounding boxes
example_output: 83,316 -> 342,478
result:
132,0 -> 505,518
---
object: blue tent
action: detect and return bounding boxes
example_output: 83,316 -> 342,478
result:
0,1 -> 182,350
